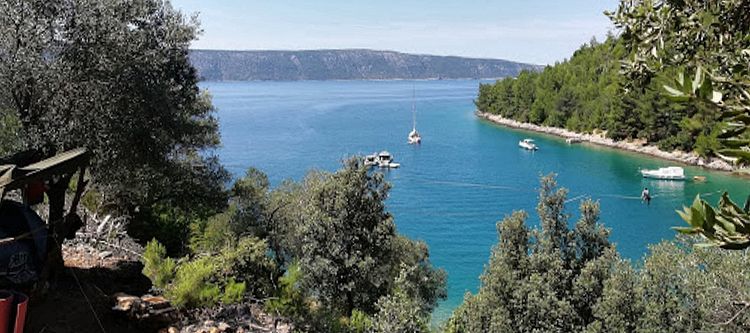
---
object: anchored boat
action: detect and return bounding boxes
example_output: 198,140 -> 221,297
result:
364,151 -> 400,168
377,151 -> 400,168
640,166 -> 686,180
408,128 -> 421,145
519,139 -> 538,151
364,153 -> 379,167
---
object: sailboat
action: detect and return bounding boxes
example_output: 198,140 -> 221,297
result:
407,88 -> 422,144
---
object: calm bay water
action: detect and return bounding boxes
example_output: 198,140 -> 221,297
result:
203,80 -> 749,321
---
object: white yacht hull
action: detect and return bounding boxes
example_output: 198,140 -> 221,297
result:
379,162 -> 400,168
519,142 -> 538,150
640,167 -> 686,180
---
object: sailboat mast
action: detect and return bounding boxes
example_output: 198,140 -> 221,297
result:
412,86 -> 416,130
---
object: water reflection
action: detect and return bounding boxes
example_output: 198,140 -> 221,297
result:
645,179 -> 686,191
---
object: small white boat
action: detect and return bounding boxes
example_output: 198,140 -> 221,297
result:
519,139 -> 538,150
376,151 -> 400,168
566,137 -> 582,144
408,128 -> 421,144
640,166 -> 686,180
364,153 -> 379,167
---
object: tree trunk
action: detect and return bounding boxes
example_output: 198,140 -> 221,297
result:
41,176 -> 71,284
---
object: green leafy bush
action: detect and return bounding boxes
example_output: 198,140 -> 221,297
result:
266,262 -> 307,322
167,256 -> 220,308
141,238 -> 272,308
142,239 -> 176,289
218,237 -> 277,297
675,193 -> 750,250
347,310 -> 372,333
0,111 -> 19,157
222,279 -> 247,304
189,206 -> 236,254
132,204 -> 204,256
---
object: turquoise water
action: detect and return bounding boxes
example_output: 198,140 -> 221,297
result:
203,80 -> 749,321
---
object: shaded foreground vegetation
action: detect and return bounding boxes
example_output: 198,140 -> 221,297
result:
142,159 -> 447,332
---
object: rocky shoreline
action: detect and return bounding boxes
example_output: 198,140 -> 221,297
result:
477,112 -> 736,172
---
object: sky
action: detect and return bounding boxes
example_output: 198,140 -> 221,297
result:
171,0 -> 620,65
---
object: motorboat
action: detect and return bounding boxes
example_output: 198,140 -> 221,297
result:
518,139 -> 538,150
407,88 -> 422,144
376,151 -> 400,168
565,137 -> 582,144
364,153 -> 378,167
640,166 -> 686,180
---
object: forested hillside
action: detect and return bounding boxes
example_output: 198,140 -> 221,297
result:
475,36 -> 722,156
189,49 -> 542,81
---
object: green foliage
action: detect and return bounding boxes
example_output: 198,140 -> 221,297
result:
675,192 -> 750,249
133,203 -> 205,255
141,238 -> 274,309
231,168 -> 271,235
606,240 -> 750,332
389,238 -> 448,314
217,237 -> 278,297
0,110 -> 20,157
0,0 -> 230,245
447,175 -> 614,332
189,206 -> 237,254
475,36 -> 721,153
222,279 -> 247,304
370,266 -> 430,333
244,159 -> 446,330
279,158 -> 446,317
609,0 -> 750,165
167,256 -> 220,308
370,289 -> 428,333
266,262 -> 308,323
142,239 -> 176,289
347,310 -> 373,333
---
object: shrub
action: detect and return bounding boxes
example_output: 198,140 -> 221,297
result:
132,204 -> 203,256
167,256 -> 220,308
142,239 -> 176,289
347,310 -> 372,333
189,207 -> 236,254
218,237 -> 277,297
222,279 -> 247,304
142,238 -> 273,309
266,262 -> 307,321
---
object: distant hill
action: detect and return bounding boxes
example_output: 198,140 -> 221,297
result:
189,49 -> 542,81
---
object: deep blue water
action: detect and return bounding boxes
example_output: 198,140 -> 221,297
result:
202,80 -> 750,321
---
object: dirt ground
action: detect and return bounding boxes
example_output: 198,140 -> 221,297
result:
26,247 -> 155,333
24,244 -> 291,333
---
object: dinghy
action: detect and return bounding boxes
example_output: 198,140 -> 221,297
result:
519,139 -> 538,150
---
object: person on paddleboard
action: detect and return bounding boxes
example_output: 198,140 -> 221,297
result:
641,187 -> 651,205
